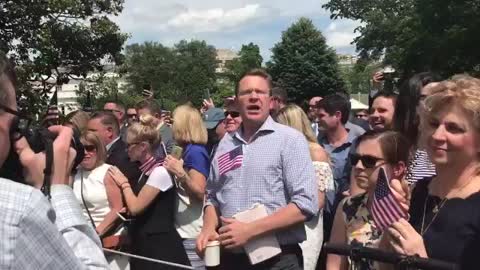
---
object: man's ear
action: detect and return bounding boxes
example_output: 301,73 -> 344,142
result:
392,161 -> 407,179
106,126 -> 114,138
334,111 -> 342,121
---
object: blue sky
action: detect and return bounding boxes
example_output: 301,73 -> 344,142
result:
112,0 -> 360,61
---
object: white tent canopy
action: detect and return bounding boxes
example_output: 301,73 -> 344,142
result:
350,98 -> 368,110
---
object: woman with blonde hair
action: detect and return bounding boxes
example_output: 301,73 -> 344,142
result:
108,114 -> 189,270
163,104 -> 210,270
72,131 -> 128,269
276,104 -> 334,270
382,75 -> 480,269
64,110 -> 90,133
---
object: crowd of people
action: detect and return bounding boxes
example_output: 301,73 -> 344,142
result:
1,49 -> 480,270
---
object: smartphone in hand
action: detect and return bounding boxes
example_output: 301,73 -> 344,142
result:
172,145 -> 183,159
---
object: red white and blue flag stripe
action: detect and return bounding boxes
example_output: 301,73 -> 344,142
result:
218,146 -> 243,176
371,168 -> 407,231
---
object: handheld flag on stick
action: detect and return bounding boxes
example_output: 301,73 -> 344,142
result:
43,87 -> 59,127
371,167 -> 407,231
83,91 -> 93,112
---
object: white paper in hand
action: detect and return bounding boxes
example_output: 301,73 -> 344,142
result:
233,204 -> 281,265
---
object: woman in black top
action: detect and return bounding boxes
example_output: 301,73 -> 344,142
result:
108,114 -> 189,270
383,75 -> 480,269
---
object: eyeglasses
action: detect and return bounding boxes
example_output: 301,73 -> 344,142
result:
350,153 -> 384,169
127,113 -> 137,119
127,142 -> 140,148
84,144 -> 96,152
0,103 -> 32,141
355,114 -> 368,118
224,111 -> 240,118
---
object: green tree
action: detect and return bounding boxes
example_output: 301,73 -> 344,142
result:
340,59 -> 382,94
267,17 -> 345,103
1,0 -> 128,118
77,76 -> 143,111
122,42 -> 175,101
172,40 -> 218,106
225,43 -> 263,83
122,40 -> 218,108
323,0 -> 480,77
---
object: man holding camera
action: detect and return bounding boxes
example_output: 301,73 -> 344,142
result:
0,53 -> 108,269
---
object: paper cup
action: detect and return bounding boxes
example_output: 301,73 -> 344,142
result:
204,240 -> 220,267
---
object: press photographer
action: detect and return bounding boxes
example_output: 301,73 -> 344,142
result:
0,52 -> 108,269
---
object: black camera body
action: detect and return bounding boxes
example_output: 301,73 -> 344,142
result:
0,127 -> 85,185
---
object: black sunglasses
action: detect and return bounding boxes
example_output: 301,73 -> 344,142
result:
224,111 -> 240,118
84,144 -> 96,152
350,153 -> 384,169
0,103 -> 32,141
127,113 -> 137,118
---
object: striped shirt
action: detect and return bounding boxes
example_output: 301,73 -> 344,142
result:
205,116 -> 318,245
406,149 -> 436,185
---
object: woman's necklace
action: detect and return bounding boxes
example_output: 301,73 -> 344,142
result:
420,179 -> 473,235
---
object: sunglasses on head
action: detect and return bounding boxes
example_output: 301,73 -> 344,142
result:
224,111 -> 240,118
84,144 -> 96,152
350,153 -> 384,169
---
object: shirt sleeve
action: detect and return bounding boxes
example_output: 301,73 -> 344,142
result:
204,155 -> 220,209
15,185 -> 108,270
183,145 -> 210,178
281,133 -> 319,219
146,166 -> 174,192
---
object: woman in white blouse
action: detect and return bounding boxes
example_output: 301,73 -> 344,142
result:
276,104 -> 334,270
72,131 -> 128,270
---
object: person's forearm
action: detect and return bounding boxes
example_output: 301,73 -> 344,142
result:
203,205 -> 220,231
121,186 -> 145,216
50,185 -> 108,268
96,210 -> 121,236
249,203 -> 306,238
178,172 -> 205,201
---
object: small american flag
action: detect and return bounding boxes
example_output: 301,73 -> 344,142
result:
139,156 -> 164,176
218,146 -> 243,176
371,168 -> 407,231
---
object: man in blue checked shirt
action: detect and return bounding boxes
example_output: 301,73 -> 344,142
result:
196,68 -> 318,270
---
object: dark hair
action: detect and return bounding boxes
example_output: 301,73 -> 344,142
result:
105,100 -> 125,112
272,86 -> 288,103
90,111 -> 120,135
316,93 -> 351,124
393,72 -> 442,144
371,91 -> 397,106
357,130 -> 410,165
235,68 -> 273,96
0,52 -> 17,105
135,100 -> 161,115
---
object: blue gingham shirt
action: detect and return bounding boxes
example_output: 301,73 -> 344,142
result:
0,179 -> 108,269
206,116 -> 318,245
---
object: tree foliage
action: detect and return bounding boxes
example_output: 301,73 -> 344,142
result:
1,0 -> 128,118
224,43 -> 263,83
123,40 -> 217,108
323,0 -> 480,77
267,17 -> 345,103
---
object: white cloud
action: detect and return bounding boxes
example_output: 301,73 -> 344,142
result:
165,4 -> 263,32
325,20 -> 361,49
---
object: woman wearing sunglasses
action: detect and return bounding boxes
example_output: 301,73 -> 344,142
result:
327,130 -> 410,270
107,114 -> 189,270
72,131 -> 128,270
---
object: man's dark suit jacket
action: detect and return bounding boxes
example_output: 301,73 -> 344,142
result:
106,138 -> 142,186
